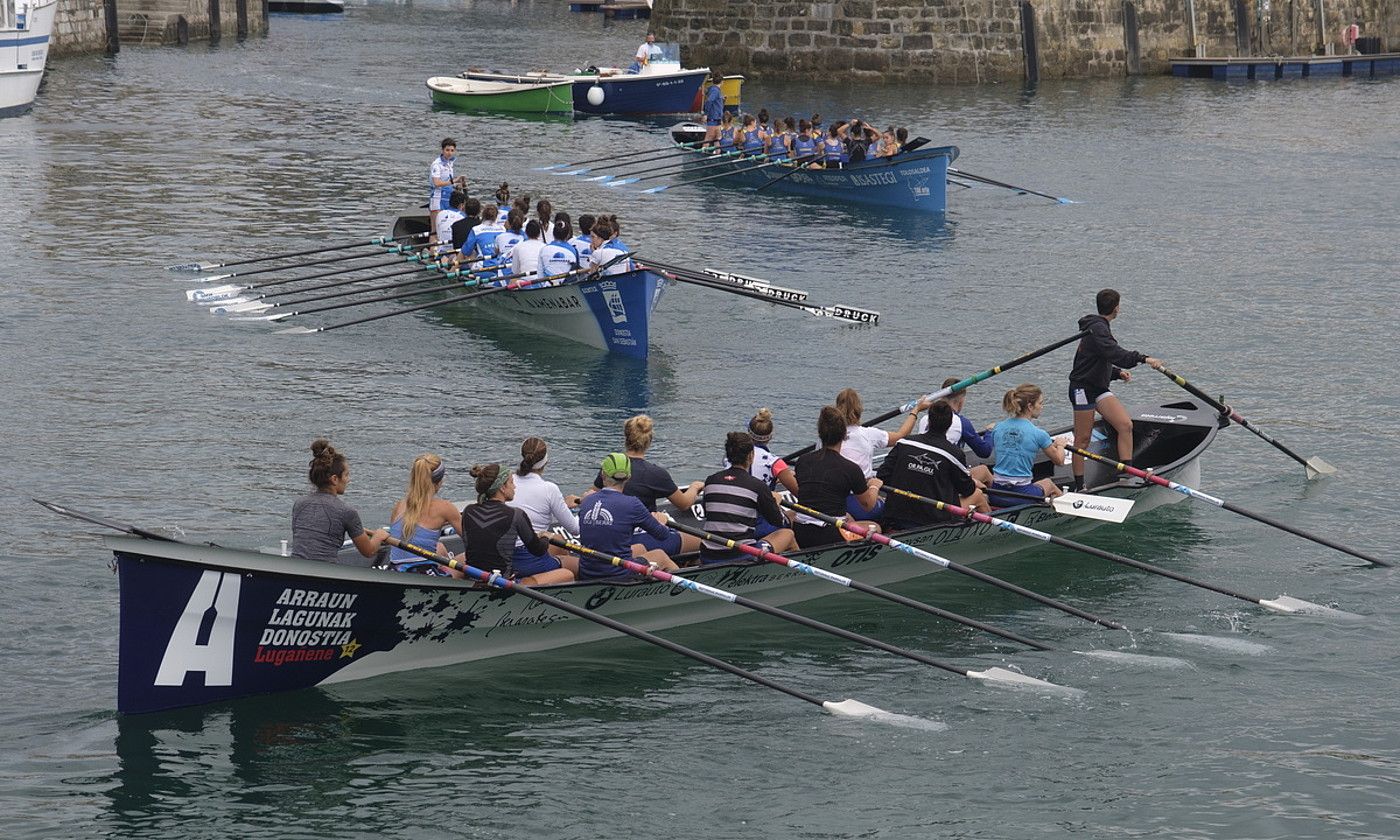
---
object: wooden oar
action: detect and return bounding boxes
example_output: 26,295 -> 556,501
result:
244,264 -> 536,324
641,155 -> 812,194
946,167 -> 1074,204
211,263 -> 461,313
276,252 -> 635,334
659,517 -> 1050,651
645,260 -> 809,304
182,245 -> 428,287
383,538 -> 895,720
778,502 -> 1126,630
1071,446 -> 1388,567
218,266 -> 501,316
783,331 -> 1088,461
580,147 -> 737,182
642,262 -> 878,324
881,487 -> 1341,615
166,232 -> 425,272
186,247 -> 436,302
534,141 -> 702,173
1156,366 -> 1337,479
551,537 -> 1074,691
606,149 -> 756,187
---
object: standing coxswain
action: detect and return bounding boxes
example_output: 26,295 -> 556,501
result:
701,72 -> 725,146
428,138 -> 465,240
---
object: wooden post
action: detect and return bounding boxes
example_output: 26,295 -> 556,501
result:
103,0 -> 120,53
236,0 -> 247,38
1122,0 -> 1142,74
1020,1 -> 1039,84
208,0 -> 221,43
1314,0 -> 1328,53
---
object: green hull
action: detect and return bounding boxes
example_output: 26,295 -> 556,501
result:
427,79 -> 573,115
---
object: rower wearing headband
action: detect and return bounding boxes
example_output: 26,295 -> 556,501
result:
387,453 -> 464,577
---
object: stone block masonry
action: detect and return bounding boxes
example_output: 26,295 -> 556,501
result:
51,0 -> 266,55
653,0 -> 1398,80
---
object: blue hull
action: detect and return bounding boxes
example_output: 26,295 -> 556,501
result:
464,69 -> 706,115
474,268 -> 667,359
674,145 -> 958,214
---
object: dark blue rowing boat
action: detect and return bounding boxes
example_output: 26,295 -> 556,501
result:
669,123 -> 958,214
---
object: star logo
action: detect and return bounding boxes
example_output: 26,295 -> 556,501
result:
339,638 -> 362,659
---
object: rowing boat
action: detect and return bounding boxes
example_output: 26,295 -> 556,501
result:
99,400 -> 1216,713
462,65 -> 708,115
389,213 -> 666,357
426,76 -> 574,116
667,122 -> 959,214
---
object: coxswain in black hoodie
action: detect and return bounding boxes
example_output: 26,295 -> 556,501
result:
1068,289 -> 1163,489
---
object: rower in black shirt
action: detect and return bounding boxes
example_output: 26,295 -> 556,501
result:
876,401 -> 989,532
700,432 -> 797,563
451,197 -> 481,254
792,405 -> 882,548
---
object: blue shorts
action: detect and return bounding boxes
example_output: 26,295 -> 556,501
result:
846,494 -> 884,521
754,515 -> 781,539
705,117 -> 721,127
510,543 -> 562,578
989,480 -> 1044,508
430,189 -> 452,212
700,540 -> 772,565
634,528 -> 682,557
1069,383 -> 1112,412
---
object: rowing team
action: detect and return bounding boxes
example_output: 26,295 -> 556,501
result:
288,288 -> 1162,584
702,104 -> 910,168
432,188 -> 635,283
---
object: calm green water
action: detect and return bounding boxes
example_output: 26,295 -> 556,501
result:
2,2 -> 1399,837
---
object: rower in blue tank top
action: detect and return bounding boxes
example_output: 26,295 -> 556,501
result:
739,115 -> 765,154
822,128 -> 847,166
793,120 -> 818,160
768,128 -> 790,159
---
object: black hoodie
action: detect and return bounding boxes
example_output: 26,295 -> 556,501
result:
1069,314 -> 1146,393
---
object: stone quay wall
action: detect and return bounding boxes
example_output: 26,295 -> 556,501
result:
51,0 -> 267,55
652,0 -> 1399,81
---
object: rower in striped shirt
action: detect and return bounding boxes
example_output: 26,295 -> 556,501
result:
699,432 -> 798,564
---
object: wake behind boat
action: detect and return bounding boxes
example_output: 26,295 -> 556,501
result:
79,400 -> 1218,714
0,0 -> 55,118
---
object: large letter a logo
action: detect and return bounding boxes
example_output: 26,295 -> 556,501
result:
154,570 -> 241,687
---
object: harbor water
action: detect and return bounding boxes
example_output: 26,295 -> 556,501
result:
2,2 -> 1399,837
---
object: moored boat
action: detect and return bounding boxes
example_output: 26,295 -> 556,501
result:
95,401 -> 1216,713
668,122 -> 959,214
427,75 -> 574,115
390,212 -> 666,357
463,63 -> 707,116
0,0 -> 55,118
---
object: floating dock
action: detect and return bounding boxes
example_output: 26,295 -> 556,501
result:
602,1 -> 651,19
1172,53 -> 1400,80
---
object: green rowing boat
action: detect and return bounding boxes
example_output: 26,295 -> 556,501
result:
426,76 -> 574,115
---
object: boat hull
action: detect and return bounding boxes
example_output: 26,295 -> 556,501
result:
470,268 -> 667,358
427,76 -> 573,115
463,68 -> 707,115
0,0 -> 55,117
669,124 -> 957,214
107,401 -> 1218,713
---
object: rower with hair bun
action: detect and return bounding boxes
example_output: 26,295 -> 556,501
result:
988,384 -> 1066,508
462,463 -> 574,585
538,216 -> 581,278
589,414 -> 703,556
290,439 -> 389,563
386,453 -> 464,578
507,437 -> 581,579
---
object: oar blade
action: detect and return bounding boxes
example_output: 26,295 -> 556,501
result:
1258,595 -> 1362,619
532,163 -> 567,171
1049,492 -> 1134,523
825,304 -> 880,325
967,667 -> 1084,697
1057,197 -> 1076,205
1305,457 -> 1338,480
167,262 -> 211,273
822,700 -> 949,731
606,177 -> 640,188
554,168 -> 588,177
217,301 -> 272,315
186,285 -> 241,301
641,185 -> 668,194
230,312 -> 292,322
275,325 -> 320,335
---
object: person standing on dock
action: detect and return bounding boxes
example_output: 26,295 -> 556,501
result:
1344,20 -> 1361,53
429,138 -> 463,241
630,33 -> 663,73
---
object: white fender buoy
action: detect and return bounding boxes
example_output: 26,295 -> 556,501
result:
587,85 -> 605,106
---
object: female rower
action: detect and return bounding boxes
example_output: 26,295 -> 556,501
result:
716,112 -> 738,153
508,437 -> 582,577
988,384 -> 1066,507
917,377 -> 995,484
737,408 -> 799,543
494,182 -> 511,217
588,216 -> 633,276
535,199 -> 555,243
589,414 -> 704,556
792,405 -> 882,548
757,108 -> 771,135
739,114 -> 767,156
569,214 -> 595,262
539,217 -> 580,277
768,116 -> 795,159
836,387 -> 931,517
462,464 -> 573,585
819,124 -> 847,169
492,208 -> 526,268
792,119 -> 818,164
386,453 -> 465,577
463,204 -> 504,263
845,119 -> 869,163
578,453 -> 681,578
291,439 -> 389,564
1069,289 -> 1164,489
511,219 -> 546,280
